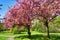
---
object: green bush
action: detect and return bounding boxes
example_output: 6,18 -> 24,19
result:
31,19 -> 46,33
13,26 -> 27,34
31,16 -> 60,33
0,23 -> 4,32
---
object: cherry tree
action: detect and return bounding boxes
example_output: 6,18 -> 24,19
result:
2,3 -> 34,38
32,0 -> 60,38
2,0 -> 60,38
16,0 -> 60,38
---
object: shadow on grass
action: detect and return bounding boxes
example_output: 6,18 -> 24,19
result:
15,34 -> 60,40
50,34 -> 60,40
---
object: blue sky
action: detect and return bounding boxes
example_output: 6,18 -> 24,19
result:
0,0 -> 17,18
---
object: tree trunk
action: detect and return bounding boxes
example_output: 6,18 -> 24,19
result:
27,25 -> 31,38
45,20 -> 50,38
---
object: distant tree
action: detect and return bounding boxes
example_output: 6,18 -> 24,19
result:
0,4 -> 3,9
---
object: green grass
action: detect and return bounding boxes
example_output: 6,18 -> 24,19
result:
0,31 -> 60,40
15,32 -> 60,40
0,37 -> 7,40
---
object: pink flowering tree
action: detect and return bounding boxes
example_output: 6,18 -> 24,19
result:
30,0 -> 60,38
2,3 -> 34,38
16,0 -> 60,38
2,0 -> 60,38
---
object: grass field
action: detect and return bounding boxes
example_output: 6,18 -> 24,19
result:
0,31 -> 60,40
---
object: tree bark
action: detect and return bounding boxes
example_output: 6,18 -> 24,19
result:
27,25 -> 31,38
45,20 -> 50,38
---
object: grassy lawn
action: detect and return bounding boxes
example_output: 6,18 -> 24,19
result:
0,31 -> 60,40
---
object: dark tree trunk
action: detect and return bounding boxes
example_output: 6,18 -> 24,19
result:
27,25 -> 31,38
45,20 -> 50,38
